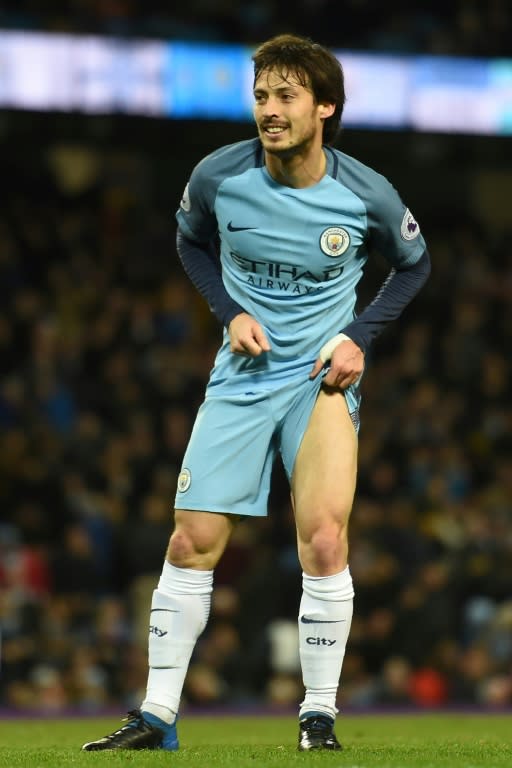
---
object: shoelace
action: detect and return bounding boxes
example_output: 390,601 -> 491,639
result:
100,710 -> 146,741
123,709 -> 143,725
302,718 -> 333,737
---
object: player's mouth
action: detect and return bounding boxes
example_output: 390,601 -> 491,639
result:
262,124 -> 288,137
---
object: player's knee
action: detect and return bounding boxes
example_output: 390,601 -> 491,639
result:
167,526 -> 221,569
312,522 -> 347,554
167,529 -> 193,565
167,528 -> 208,567
299,519 -> 349,572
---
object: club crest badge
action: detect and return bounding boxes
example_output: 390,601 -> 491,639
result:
180,183 -> 191,212
400,209 -> 420,240
177,468 -> 191,492
320,227 -> 351,257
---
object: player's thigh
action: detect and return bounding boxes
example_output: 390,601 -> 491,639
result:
291,385 -> 358,538
175,393 -> 276,518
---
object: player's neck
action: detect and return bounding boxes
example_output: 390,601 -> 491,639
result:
265,146 -> 327,189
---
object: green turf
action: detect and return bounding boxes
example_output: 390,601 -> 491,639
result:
0,713 -> 511,768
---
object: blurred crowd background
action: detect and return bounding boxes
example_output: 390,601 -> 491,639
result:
1,1 -> 512,716
0,0 -> 511,56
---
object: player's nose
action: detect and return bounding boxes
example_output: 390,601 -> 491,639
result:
261,96 -> 280,116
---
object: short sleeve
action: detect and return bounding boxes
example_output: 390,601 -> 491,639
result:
176,155 -> 219,243
367,175 -> 427,269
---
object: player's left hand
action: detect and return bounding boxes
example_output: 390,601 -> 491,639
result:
310,337 -> 364,389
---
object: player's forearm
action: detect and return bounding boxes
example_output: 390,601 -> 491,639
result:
176,228 -> 245,327
342,249 -> 431,352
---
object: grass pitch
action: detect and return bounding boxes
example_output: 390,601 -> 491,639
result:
0,712 -> 511,768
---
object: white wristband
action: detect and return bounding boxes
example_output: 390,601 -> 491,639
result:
319,332 -> 351,364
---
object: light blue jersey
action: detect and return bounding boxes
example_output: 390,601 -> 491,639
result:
176,138 -> 426,396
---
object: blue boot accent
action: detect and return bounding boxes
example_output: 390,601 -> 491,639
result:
142,712 -> 179,751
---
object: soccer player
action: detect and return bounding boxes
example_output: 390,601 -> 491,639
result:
82,33 -> 430,752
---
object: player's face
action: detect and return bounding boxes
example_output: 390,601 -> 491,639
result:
253,69 -> 330,158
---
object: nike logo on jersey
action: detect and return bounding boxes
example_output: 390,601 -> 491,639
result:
227,221 -> 257,232
300,616 -> 346,624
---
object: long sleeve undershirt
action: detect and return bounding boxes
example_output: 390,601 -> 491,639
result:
176,228 -> 245,328
341,249 -> 431,352
176,227 -> 431,352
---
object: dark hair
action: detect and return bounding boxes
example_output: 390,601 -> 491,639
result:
252,34 -> 345,145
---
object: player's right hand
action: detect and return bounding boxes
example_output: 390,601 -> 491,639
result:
228,312 -> 271,357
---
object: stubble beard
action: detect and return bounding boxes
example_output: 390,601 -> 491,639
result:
262,128 -> 315,161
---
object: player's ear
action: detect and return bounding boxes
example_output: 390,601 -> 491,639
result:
318,102 -> 335,119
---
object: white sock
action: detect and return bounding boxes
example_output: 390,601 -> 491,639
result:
298,566 -> 354,721
141,561 -> 213,724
